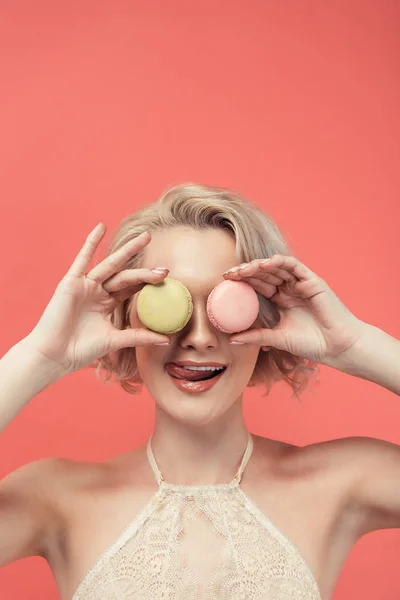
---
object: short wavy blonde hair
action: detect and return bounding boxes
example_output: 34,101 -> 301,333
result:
93,182 -> 320,401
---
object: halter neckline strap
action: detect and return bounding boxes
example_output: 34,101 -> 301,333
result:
146,432 -> 254,487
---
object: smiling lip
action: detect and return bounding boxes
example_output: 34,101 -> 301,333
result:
165,360 -> 228,394
167,361 -> 227,367
166,367 -> 226,393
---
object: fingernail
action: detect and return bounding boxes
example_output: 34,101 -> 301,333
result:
230,340 -> 245,345
152,267 -> 169,273
153,341 -> 170,345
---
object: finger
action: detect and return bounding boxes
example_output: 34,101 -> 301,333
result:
229,327 -> 270,346
259,255 -> 316,283
67,223 -> 107,278
239,259 -> 295,284
88,231 -> 151,284
224,260 -> 289,284
108,327 -> 170,352
229,266 -> 284,286
230,327 -> 286,350
241,277 -> 278,299
255,265 -> 294,283
102,268 -> 169,301
254,272 -> 283,286
259,257 -> 329,301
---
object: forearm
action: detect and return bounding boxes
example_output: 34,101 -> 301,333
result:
323,323 -> 400,395
0,339 -> 65,433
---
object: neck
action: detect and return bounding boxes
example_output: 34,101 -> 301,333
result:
149,404 -> 250,486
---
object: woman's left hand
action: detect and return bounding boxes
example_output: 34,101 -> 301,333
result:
224,255 -> 367,365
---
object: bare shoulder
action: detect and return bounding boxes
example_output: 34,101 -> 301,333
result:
0,456 -> 80,567
280,434 -> 400,520
26,455 -> 110,495
252,433 -> 328,470
43,454 -> 126,510
296,434 -> 400,479
305,435 -> 400,532
18,456 -> 118,537
251,433 -> 361,494
255,432 -> 383,468
42,446 -> 147,525
1,455 -> 72,513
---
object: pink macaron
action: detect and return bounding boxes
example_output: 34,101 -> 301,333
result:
206,280 -> 260,334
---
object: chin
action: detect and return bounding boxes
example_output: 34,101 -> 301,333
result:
143,367 -> 249,420
157,398 -> 229,427
151,382 -> 242,426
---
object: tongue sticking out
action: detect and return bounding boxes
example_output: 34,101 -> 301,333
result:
166,364 -> 224,381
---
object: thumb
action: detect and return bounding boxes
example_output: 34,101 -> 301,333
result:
229,327 -> 287,352
108,328 -> 170,352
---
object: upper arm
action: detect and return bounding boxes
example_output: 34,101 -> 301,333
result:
0,458 -> 62,568
335,436 -> 400,535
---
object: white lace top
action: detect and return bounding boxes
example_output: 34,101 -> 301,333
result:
72,432 -> 321,600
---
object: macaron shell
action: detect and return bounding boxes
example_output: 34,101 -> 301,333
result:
207,280 -> 259,333
136,277 -> 193,334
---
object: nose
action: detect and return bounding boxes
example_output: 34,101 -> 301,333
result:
178,301 -> 220,350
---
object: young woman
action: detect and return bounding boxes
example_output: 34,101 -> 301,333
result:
0,183 -> 399,600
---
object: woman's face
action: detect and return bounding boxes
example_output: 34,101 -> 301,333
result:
130,227 -> 262,426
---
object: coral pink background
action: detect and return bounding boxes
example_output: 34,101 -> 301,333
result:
0,1 -> 399,598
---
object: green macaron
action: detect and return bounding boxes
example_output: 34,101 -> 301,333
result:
136,277 -> 193,334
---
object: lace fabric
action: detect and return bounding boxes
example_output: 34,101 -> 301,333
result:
72,433 -> 321,600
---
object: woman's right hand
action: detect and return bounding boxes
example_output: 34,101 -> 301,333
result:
23,223 -> 171,376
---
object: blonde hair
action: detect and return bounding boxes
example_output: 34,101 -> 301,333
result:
93,183 -> 320,401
